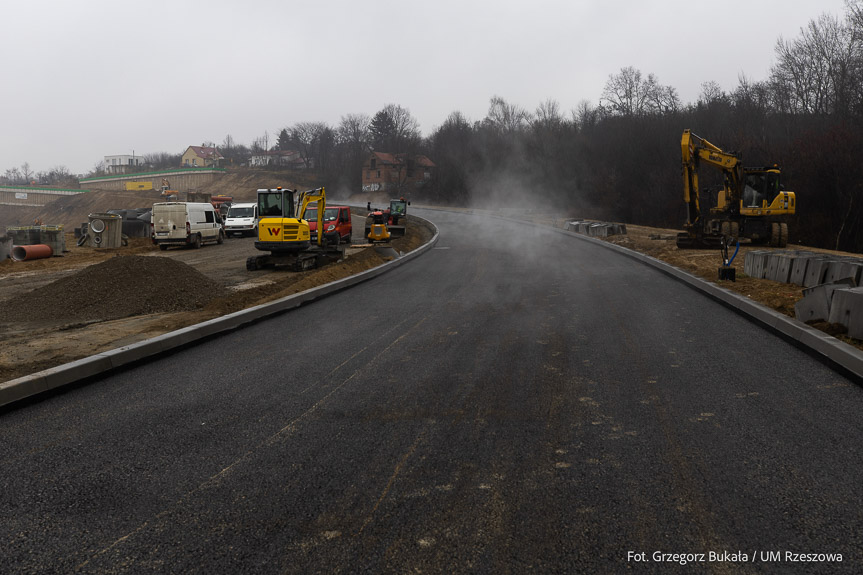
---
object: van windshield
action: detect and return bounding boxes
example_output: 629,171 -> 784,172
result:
304,208 -> 339,222
228,207 -> 255,218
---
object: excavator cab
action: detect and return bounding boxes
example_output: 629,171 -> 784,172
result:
255,187 -> 311,253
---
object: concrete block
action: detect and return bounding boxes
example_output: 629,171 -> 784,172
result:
827,286 -> 863,339
823,258 -> 862,285
795,278 -> 857,323
589,224 -> 608,238
803,258 -> 832,288
765,252 -> 781,281
776,254 -> 796,284
744,251 -> 769,279
790,254 -> 819,286
837,261 -> 863,285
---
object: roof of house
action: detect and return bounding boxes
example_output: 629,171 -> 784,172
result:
370,151 -> 399,165
187,145 -> 224,159
369,152 -> 435,167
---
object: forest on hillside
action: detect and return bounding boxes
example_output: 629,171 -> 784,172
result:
5,4 -> 863,252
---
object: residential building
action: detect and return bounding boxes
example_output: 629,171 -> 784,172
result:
248,150 -> 308,169
181,145 -> 224,168
104,154 -> 145,174
362,152 -> 435,194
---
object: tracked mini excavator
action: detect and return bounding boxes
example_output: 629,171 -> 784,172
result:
677,129 -> 796,249
245,186 -> 343,271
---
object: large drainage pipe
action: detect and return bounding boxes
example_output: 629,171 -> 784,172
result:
11,244 -> 53,261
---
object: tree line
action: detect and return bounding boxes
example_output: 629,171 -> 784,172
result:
4,3 -> 863,251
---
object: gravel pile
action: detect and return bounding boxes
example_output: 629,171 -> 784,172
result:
0,255 -> 227,324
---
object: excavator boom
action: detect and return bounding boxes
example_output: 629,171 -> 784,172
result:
677,130 -> 796,249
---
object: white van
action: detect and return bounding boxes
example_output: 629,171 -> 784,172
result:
224,202 -> 258,237
151,202 -> 224,250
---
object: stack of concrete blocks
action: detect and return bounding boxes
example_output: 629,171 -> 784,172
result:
747,249 -> 863,337
565,221 -> 627,238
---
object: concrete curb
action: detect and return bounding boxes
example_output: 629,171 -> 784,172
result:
0,217 -> 440,408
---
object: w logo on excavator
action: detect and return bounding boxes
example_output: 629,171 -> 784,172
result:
268,227 -> 281,237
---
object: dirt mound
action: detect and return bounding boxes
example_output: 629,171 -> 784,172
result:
0,255 -> 227,324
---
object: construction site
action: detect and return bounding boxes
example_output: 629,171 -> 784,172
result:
3,165 -> 863,384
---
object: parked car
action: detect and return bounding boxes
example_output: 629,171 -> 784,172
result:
305,205 -> 352,245
151,202 -> 224,250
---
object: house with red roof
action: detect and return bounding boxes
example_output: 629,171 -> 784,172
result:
181,145 -> 224,168
362,152 -> 435,195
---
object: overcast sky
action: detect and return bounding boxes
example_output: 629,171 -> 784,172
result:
0,0 -> 850,176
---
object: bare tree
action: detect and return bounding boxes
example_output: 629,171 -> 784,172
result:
602,67 -> 654,116
3,167 -> 23,184
484,95 -> 530,133
337,113 -> 372,186
290,121 -> 330,169
574,99 -> 600,129
697,81 -> 728,107
369,104 -> 420,153
771,13 -> 858,115
20,162 -> 33,184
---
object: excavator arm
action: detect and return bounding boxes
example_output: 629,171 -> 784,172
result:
681,130 -> 743,226
298,187 -> 327,247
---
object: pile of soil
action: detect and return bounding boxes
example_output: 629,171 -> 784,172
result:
0,255 -> 227,324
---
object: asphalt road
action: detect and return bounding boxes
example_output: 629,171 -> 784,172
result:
1,208 -> 862,574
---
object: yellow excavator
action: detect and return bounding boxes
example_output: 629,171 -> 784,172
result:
246,186 -> 343,271
677,129 -> 796,249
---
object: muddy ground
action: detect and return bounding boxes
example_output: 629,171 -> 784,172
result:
0,212 -> 432,383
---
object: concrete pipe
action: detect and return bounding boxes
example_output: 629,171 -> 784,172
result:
11,244 -> 53,261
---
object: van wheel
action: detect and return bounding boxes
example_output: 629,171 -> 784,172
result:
217,230 -> 224,245
159,244 -> 168,251
193,234 -> 202,249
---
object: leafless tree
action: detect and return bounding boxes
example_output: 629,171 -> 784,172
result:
575,100 -> 600,129
290,122 -> 330,169
484,95 -> 530,134
20,162 -> 33,184
601,67 -> 676,116
370,104 -> 420,153
771,13 -> 859,115
697,81 -> 728,107
337,113 -> 372,186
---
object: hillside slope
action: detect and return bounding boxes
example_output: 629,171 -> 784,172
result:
0,168 -> 338,230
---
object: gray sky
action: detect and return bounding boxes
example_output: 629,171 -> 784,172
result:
0,0 -> 850,176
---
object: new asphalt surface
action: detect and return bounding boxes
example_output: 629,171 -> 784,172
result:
1,208 -> 861,574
